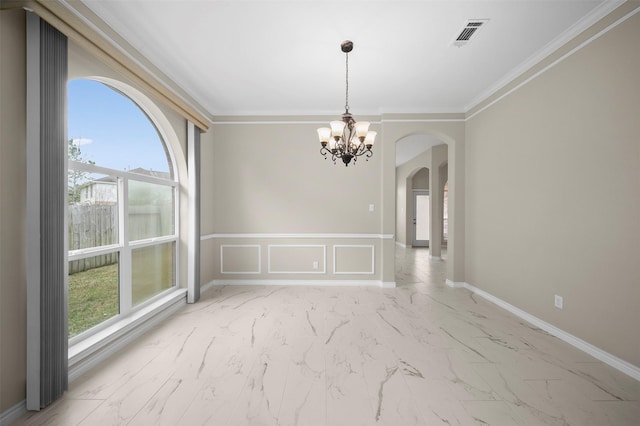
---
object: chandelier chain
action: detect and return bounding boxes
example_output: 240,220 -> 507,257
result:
345,51 -> 349,112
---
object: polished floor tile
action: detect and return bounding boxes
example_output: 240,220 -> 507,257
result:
15,247 -> 639,425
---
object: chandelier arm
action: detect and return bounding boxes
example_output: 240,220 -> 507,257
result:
320,146 -> 339,164
319,146 -> 330,159
320,145 -> 340,162
351,142 -> 372,158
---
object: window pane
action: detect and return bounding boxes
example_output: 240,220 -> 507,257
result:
132,242 -> 175,306
68,79 -> 173,177
68,254 -> 119,338
68,172 -> 118,250
128,180 -> 174,241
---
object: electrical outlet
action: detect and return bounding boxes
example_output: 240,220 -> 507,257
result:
312,261 -> 319,270
554,295 -> 563,309
369,204 -> 375,212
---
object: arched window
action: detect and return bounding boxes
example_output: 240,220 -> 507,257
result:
67,79 -> 178,340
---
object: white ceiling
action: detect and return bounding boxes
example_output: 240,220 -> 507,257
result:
79,1 -> 616,167
81,0 -> 614,118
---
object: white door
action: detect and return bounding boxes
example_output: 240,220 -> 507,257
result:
412,190 -> 429,247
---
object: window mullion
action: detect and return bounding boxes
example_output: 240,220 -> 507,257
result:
119,176 -> 132,316
68,244 -> 122,261
129,235 -> 178,249
174,185 -> 180,290
69,160 -> 177,187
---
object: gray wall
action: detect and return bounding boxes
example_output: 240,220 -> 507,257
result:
1,9 -> 27,413
200,117 -> 465,286
412,168 -> 429,190
465,10 -> 640,366
200,119 -> 387,284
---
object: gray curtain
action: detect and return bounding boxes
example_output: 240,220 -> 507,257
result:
187,122 -> 201,303
26,11 -> 68,410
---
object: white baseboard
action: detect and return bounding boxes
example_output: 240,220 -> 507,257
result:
447,281 -> 640,381
205,279 -> 395,289
0,400 -> 26,426
430,255 -> 442,260
200,279 -> 217,294
395,241 -> 407,248
446,279 -> 465,288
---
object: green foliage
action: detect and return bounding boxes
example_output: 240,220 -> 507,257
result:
68,139 -> 95,204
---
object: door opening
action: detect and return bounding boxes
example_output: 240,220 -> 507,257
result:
412,190 -> 429,247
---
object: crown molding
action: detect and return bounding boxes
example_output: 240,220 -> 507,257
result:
26,0 -> 212,130
465,0 -> 627,113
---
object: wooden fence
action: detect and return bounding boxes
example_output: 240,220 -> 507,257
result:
68,204 -> 118,274
68,204 -> 167,274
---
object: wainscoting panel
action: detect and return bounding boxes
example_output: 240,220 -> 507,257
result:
268,245 -> 326,274
333,245 -> 375,275
203,234 -> 390,285
220,245 -> 261,274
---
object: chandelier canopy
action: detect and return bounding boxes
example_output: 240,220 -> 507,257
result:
317,40 -> 376,166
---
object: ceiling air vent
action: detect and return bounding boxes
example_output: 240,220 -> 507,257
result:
452,19 -> 489,47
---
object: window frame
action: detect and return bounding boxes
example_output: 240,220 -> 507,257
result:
67,134 -> 180,345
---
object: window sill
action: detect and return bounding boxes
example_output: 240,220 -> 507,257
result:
68,288 -> 187,382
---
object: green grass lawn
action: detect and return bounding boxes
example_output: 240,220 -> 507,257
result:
68,263 -> 119,338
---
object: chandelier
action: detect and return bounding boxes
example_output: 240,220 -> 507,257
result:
317,40 -> 376,166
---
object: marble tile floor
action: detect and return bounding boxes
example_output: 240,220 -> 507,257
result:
15,247 -> 639,425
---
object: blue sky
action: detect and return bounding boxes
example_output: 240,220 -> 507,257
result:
68,79 -> 170,173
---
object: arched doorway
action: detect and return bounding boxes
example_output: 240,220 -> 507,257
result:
384,121 -> 463,285
395,134 -> 447,257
